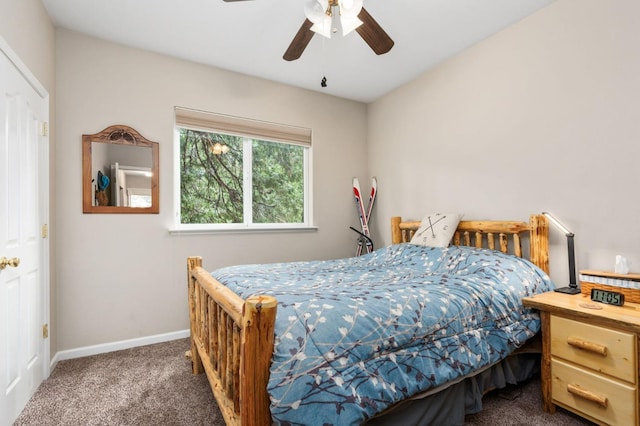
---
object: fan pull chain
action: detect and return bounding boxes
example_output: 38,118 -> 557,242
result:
320,34 -> 328,88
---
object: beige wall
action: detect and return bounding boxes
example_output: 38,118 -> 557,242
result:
54,29 -> 368,351
368,0 -> 640,286
7,0 -> 639,356
0,0 -> 55,91
0,0 -> 57,354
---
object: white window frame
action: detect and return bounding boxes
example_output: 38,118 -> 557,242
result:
171,107 -> 314,233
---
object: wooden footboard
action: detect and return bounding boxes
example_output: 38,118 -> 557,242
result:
187,256 -> 277,426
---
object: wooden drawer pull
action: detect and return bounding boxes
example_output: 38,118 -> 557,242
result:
567,383 -> 608,408
566,336 -> 607,356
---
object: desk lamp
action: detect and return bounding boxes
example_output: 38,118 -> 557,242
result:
543,212 -> 581,295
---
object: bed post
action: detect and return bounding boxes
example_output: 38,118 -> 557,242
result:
529,214 -> 550,274
391,216 -> 402,244
187,256 -> 204,375
240,295 -> 277,426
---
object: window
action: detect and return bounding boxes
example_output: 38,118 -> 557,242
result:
174,107 -> 312,231
127,188 -> 152,208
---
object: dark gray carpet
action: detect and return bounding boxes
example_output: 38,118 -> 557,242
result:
14,339 -> 222,426
464,379 -> 593,426
14,338 -> 592,425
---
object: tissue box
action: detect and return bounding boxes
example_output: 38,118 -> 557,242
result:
579,269 -> 640,303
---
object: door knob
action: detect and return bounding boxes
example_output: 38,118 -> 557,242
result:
0,257 -> 20,270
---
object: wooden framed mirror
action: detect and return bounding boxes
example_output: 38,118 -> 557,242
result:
82,125 -> 159,213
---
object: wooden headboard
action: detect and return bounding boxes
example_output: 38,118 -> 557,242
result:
390,214 -> 549,274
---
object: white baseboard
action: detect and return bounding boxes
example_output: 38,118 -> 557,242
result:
50,329 -> 190,372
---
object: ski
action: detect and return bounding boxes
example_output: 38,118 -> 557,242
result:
352,177 -> 377,256
361,176 -> 377,254
352,177 -> 367,256
366,177 -> 377,234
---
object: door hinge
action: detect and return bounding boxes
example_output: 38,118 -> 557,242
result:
41,224 -> 48,239
43,324 -> 49,339
40,121 -> 49,137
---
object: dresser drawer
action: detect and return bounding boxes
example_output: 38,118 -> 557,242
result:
551,315 -> 636,383
552,358 -> 637,426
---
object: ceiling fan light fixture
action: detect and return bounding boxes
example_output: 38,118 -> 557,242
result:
305,0 -> 364,39
209,142 -> 230,155
283,0 -> 394,61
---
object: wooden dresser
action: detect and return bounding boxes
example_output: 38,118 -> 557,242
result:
523,291 -> 640,425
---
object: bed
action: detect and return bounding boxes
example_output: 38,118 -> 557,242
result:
186,214 -> 552,425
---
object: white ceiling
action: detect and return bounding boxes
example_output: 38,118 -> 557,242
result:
41,0 -> 555,103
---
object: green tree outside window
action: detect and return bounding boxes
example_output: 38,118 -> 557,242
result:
180,128 -> 305,225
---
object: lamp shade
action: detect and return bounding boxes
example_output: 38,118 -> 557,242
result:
311,16 -> 333,38
339,0 -> 363,35
340,0 -> 363,18
340,16 -> 363,35
304,0 -> 328,24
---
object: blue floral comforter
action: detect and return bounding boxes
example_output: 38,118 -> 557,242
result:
212,244 -> 554,425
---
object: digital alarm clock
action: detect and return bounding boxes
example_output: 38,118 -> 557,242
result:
590,288 -> 625,306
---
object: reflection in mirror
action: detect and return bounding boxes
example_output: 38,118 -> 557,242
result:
83,125 -> 159,213
92,143 -> 151,207
111,163 -> 152,207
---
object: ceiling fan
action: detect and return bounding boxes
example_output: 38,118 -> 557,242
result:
222,0 -> 394,61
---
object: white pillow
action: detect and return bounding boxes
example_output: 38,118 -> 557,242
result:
410,213 -> 463,247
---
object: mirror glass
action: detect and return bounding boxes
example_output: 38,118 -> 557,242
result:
83,125 -> 159,213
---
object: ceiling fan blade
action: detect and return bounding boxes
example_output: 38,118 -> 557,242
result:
356,7 -> 394,55
283,19 -> 315,61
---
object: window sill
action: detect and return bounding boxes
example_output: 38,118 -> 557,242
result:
168,225 -> 318,236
